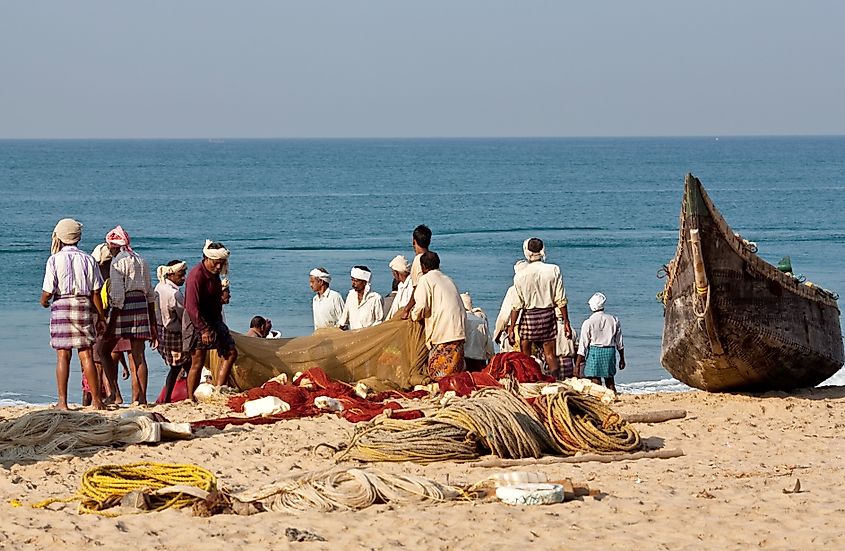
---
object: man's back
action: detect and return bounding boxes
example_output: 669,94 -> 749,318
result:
415,270 -> 465,345
513,261 -> 566,310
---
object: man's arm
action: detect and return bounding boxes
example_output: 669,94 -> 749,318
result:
618,349 -> 626,370
91,291 -> 107,335
400,291 -> 416,320
40,291 -> 52,308
558,304 -> 572,338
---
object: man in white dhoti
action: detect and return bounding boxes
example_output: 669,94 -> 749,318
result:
339,266 -> 384,330
309,267 -> 344,330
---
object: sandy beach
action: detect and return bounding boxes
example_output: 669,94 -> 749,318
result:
1,386 -> 843,550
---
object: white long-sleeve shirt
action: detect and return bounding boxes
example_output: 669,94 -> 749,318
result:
411,269 -> 465,347
312,288 -> 345,329
512,260 -> 567,311
579,311 -> 624,353
339,289 -> 384,330
109,250 -> 154,309
387,277 -> 414,319
154,280 -> 184,331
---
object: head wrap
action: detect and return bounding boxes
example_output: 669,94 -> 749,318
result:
460,293 -> 473,311
203,239 -> 230,275
350,267 -> 371,283
523,238 -> 545,262
309,268 -> 332,284
157,261 -> 187,284
106,225 -> 135,255
588,292 -> 607,312
389,255 -> 411,274
91,242 -> 112,264
51,218 -> 82,255
513,260 -> 528,274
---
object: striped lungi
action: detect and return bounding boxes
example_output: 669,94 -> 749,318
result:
157,324 -> 189,367
428,340 -> 465,380
111,291 -> 152,339
50,296 -> 97,350
518,307 -> 557,342
584,345 -> 617,378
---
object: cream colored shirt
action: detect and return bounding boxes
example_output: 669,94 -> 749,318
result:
465,310 -> 494,360
411,269 -> 465,347
109,250 -> 154,309
494,285 -> 519,338
387,277 -> 414,319
512,261 -> 567,311
154,280 -> 184,331
312,288 -> 345,329
339,289 -> 384,330
410,253 -> 423,286
579,311 -> 624,352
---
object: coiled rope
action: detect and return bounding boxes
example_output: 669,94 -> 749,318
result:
32,462 -> 216,516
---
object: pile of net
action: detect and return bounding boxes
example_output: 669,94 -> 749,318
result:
191,367 -> 428,431
0,411 -> 191,463
228,318 -> 429,390
336,387 -> 641,464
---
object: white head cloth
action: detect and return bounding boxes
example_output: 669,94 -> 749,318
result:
203,239 -> 230,275
460,292 -> 473,311
523,238 -> 546,262
91,243 -> 112,264
588,292 -> 607,312
157,261 -> 188,284
51,218 -> 82,255
310,268 -> 332,284
350,267 -> 371,282
389,255 -> 411,274
513,260 -> 528,274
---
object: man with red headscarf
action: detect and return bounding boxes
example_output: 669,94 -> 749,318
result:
99,225 -> 157,405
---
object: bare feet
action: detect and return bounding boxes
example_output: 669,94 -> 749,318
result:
53,402 -> 70,411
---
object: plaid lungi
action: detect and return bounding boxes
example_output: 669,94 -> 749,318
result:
518,307 -> 557,342
584,345 -> 617,378
184,318 -> 235,356
111,291 -> 152,339
157,324 -> 189,367
50,296 -> 97,350
428,340 -> 465,380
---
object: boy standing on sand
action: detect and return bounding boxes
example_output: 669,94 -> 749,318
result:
576,292 -> 625,392
40,218 -> 106,410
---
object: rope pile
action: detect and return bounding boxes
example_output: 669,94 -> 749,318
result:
32,462 -> 217,516
0,410 -> 160,462
337,387 -> 641,464
237,467 -> 465,513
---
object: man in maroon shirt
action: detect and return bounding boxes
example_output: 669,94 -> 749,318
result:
183,241 -> 238,401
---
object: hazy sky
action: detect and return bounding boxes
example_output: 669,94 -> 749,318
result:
1,1 -> 843,138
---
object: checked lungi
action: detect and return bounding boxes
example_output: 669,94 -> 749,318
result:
110,290 -> 152,340
583,345 -> 617,378
518,307 -> 557,342
428,340 -> 465,380
50,296 -> 97,350
157,324 -> 190,368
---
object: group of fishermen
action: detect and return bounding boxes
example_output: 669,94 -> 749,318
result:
41,219 -> 625,410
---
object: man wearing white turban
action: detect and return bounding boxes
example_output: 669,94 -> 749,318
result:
509,238 -> 571,379
338,266 -> 384,330
577,292 -> 625,392
184,240 -> 238,400
40,218 -> 106,410
309,267 -> 345,330
154,260 -> 189,402
386,255 -> 413,319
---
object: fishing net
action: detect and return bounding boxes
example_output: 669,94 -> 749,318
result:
228,318 -> 429,391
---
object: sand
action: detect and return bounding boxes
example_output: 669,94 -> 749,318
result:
1,386 -> 844,550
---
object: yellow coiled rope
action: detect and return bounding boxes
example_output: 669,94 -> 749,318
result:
32,462 -> 216,516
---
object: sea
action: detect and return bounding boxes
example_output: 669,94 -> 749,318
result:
2,137 -> 844,406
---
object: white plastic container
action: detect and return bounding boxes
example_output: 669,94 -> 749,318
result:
496,483 -> 565,506
243,396 -> 291,417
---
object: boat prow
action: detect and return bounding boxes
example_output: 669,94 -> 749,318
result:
659,174 -> 843,391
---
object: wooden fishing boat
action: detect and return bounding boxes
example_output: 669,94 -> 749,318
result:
660,174 -> 843,391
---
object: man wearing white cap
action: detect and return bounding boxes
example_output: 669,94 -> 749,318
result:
154,259 -> 189,403
338,266 -> 384,330
576,292 -> 625,392
309,267 -> 344,330
386,255 -> 413,319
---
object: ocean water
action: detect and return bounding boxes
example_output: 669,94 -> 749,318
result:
1,137 -> 844,405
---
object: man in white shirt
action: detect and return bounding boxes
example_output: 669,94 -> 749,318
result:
461,293 -> 494,371
154,259 -> 189,403
508,238 -> 572,379
577,292 -> 625,392
494,260 -> 528,352
386,255 -> 413,319
339,266 -> 384,330
411,251 -> 466,379
309,268 -> 344,330
400,224 -> 432,320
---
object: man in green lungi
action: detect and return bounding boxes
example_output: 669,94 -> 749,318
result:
576,292 -> 625,392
